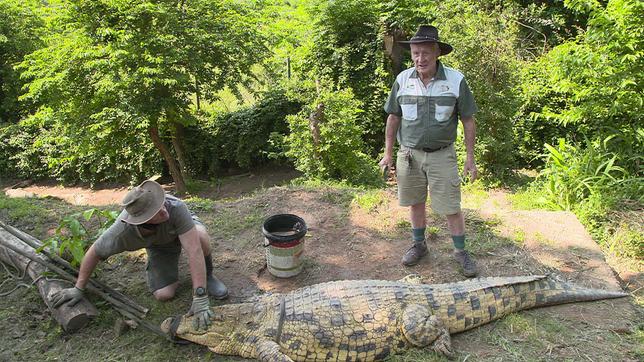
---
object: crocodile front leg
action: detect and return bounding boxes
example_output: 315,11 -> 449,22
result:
256,340 -> 294,362
401,304 -> 454,358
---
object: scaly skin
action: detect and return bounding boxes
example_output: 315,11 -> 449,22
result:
160,275 -> 627,361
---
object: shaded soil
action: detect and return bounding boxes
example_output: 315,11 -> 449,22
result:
0,171 -> 641,361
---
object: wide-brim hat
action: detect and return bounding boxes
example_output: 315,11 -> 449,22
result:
121,180 -> 165,225
399,25 -> 453,56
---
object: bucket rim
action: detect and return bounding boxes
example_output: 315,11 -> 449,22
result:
262,213 -> 307,243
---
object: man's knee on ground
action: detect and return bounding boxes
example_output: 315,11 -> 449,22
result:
153,285 -> 177,301
196,224 -> 212,255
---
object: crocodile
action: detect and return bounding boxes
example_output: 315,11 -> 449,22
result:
160,275 -> 627,361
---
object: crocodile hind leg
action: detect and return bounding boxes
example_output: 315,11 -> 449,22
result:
401,304 -> 454,358
256,340 -> 294,362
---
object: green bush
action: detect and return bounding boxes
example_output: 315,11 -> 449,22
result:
184,90 -> 302,176
0,108 -> 161,185
283,88 -> 381,186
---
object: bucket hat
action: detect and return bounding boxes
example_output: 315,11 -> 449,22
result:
399,25 -> 453,56
121,180 -> 165,225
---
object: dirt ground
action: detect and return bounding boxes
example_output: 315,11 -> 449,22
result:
0,170 -> 641,361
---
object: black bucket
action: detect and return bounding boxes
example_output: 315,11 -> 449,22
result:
262,214 -> 307,277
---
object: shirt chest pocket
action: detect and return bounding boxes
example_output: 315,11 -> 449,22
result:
401,104 -> 417,121
435,98 -> 456,123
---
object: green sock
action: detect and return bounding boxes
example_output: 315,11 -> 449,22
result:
452,234 -> 465,250
412,227 -> 426,243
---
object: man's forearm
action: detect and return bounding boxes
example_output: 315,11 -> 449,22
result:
384,114 -> 401,157
186,249 -> 207,289
75,245 -> 101,290
180,227 -> 207,290
462,116 -> 476,158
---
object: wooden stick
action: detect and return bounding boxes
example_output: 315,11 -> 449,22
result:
0,228 -> 97,332
0,236 -> 147,320
0,236 -> 169,339
0,220 -> 149,315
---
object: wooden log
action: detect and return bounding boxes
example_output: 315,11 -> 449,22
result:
0,228 -> 97,332
0,220 -> 149,316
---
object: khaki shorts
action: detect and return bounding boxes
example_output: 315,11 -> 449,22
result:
396,144 -> 461,215
145,218 -> 203,292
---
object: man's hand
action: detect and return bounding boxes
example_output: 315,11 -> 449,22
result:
50,287 -> 84,308
463,156 -> 478,182
379,154 -> 393,170
188,295 -> 213,330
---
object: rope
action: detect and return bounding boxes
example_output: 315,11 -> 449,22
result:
0,260 -> 34,296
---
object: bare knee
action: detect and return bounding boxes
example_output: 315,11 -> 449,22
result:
196,224 -> 212,255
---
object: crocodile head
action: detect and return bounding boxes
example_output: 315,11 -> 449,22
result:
161,302 -> 261,355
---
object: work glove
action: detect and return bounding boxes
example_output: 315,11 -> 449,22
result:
188,295 -> 213,331
50,287 -> 84,308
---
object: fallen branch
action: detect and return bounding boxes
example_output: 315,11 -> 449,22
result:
0,233 -> 167,338
0,228 -> 97,332
0,220 -> 149,316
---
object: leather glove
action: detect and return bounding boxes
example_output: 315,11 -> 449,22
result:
188,295 -> 213,330
50,287 -> 84,308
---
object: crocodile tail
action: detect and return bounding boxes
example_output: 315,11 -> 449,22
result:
534,279 -> 628,308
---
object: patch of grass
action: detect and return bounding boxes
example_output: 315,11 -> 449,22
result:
352,189 -> 386,212
461,180 -> 488,209
185,196 -> 215,212
395,219 -> 411,230
465,215 -> 514,253
513,229 -> 526,246
426,226 -> 440,238
534,232 -> 555,246
603,220 -> 644,260
209,204 -> 266,245
508,187 -> 555,211
486,312 -> 573,360
386,348 -> 446,361
316,186 -> 356,206
0,194 -> 52,223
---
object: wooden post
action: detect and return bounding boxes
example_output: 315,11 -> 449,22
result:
0,228 -> 97,332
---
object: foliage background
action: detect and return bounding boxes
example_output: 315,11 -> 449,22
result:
0,0 -> 641,255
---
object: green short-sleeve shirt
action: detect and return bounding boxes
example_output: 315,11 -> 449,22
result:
93,195 -> 195,259
384,61 -> 478,149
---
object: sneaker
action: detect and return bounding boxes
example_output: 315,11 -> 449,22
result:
454,249 -> 478,277
402,242 -> 428,266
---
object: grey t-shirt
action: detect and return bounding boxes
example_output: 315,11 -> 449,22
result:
93,195 -> 195,259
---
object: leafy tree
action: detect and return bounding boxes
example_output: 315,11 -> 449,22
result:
284,87 -> 381,186
0,0 -> 44,123
18,0 -> 266,192
517,0 -> 643,174
306,0 -> 388,153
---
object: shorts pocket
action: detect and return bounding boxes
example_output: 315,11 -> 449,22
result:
449,176 -> 462,197
401,104 -> 417,120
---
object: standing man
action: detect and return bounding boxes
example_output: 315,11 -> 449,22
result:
50,180 -> 228,330
379,25 -> 478,277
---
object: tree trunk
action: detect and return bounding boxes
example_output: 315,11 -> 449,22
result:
172,122 -> 188,178
0,228 -> 97,332
309,103 -> 325,160
384,27 -> 406,76
148,126 -> 187,195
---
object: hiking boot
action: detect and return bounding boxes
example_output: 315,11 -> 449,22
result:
454,249 -> 477,277
402,242 -> 428,266
206,274 -> 229,300
205,254 -> 229,299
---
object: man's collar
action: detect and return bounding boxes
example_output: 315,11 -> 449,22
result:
410,60 -> 446,80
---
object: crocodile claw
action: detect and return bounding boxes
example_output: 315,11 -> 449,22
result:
432,330 -> 454,358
